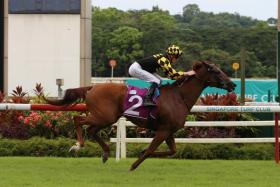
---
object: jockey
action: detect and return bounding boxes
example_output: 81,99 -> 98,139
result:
129,44 -> 186,106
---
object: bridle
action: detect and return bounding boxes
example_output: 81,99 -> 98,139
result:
177,66 -> 226,112
177,67 -> 220,88
178,68 -> 220,111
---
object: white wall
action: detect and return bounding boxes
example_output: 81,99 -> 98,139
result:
8,14 -> 80,96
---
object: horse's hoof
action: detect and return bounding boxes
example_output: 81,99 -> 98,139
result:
102,152 -> 109,163
129,166 -> 136,171
69,142 -> 81,152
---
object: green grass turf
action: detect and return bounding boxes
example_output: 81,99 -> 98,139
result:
0,157 -> 280,187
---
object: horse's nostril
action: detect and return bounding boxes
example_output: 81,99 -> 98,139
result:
225,82 -> 236,92
229,82 -> 236,88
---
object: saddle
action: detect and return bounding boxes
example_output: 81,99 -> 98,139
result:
123,85 -> 160,120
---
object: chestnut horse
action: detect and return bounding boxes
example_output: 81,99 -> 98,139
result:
44,61 -> 236,170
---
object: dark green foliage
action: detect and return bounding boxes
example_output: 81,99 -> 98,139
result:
0,86 -> 273,161
126,143 -> 273,160
173,144 -> 273,160
0,110 -> 29,139
0,137 -> 274,160
92,4 -> 276,78
0,137 -> 112,157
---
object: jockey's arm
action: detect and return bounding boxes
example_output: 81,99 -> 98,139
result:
157,57 -> 184,80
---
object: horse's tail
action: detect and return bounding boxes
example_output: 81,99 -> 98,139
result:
43,86 -> 93,106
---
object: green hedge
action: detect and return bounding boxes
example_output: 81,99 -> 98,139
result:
0,137 -> 275,160
0,137 -> 109,157
126,143 -> 274,160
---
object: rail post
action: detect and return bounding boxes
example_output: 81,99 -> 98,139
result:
275,112 -> 279,164
120,118 -> 127,159
115,120 -> 121,161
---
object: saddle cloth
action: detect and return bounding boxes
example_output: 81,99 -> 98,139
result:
123,85 -> 160,120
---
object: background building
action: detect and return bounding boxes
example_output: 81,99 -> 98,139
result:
1,0 -> 91,96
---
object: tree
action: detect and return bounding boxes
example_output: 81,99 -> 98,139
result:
137,11 -> 177,55
91,6 -> 276,78
201,49 -> 234,76
183,4 -> 200,23
92,7 -> 132,76
106,26 -> 144,76
267,17 -> 277,26
232,50 -> 262,78
174,42 -> 203,70
92,7 -> 129,32
92,27 -> 109,76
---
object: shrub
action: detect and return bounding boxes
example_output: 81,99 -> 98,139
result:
17,111 -> 78,139
172,143 -> 274,160
0,110 -> 29,139
0,85 -> 260,140
10,85 -> 30,103
0,84 -> 84,139
185,93 -> 258,138
0,137 -> 110,157
0,137 -> 274,160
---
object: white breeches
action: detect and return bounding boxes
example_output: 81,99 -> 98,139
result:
128,62 -> 162,85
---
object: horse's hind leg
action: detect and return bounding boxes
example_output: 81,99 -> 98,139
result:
69,114 -> 107,151
69,115 -> 88,152
70,112 -> 117,162
130,130 -> 170,171
87,125 -> 110,163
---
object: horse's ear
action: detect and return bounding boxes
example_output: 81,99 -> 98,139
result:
192,61 -> 203,71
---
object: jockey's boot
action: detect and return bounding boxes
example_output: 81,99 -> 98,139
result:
143,82 -> 158,106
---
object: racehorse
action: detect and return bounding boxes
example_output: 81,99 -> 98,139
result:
44,61 -> 236,171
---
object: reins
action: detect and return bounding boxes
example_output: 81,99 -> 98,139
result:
176,73 -> 207,88
175,68 -> 217,112
177,66 -> 223,88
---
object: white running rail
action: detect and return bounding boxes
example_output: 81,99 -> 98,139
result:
111,118 -> 280,161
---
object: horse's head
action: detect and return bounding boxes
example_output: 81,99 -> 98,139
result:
192,61 -> 236,92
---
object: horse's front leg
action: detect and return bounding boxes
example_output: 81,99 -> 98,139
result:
69,115 -> 87,152
143,134 -> 176,157
130,130 -> 170,171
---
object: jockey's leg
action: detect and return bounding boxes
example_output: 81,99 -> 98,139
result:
129,62 -> 160,107
143,82 -> 159,106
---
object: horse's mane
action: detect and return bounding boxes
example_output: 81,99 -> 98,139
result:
159,74 -> 195,89
172,73 -> 195,86
171,60 -> 211,87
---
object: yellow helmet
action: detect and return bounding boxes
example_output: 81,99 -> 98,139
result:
166,45 -> 183,58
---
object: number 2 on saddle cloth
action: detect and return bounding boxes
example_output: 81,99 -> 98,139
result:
123,85 -> 160,120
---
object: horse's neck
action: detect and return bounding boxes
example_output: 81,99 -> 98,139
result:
177,77 -> 206,109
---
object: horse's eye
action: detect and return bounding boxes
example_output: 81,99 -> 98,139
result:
208,66 -> 220,74
207,67 -> 213,72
